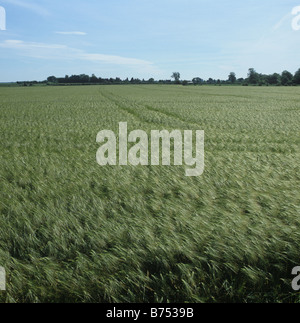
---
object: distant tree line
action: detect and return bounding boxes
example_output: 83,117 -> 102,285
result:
15,67 -> 300,86
46,75 -> 165,85
185,68 -> 300,86
240,68 -> 299,86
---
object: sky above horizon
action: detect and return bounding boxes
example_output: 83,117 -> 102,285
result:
0,0 -> 300,82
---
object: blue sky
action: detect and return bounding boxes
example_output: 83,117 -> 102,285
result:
0,0 -> 300,82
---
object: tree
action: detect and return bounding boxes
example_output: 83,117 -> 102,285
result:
90,74 -> 98,83
247,68 -> 259,84
281,70 -> 293,86
79,74 -> 90,83
47,76 -> 57,83
293,68 -> 300,84
267,73 -> 280,85
171,72 -> 181,84
228,72 -> 236,84
192,77 -> 203,85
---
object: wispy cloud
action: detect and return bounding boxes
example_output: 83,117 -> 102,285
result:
0,39 -> 67,51
55,31 -> 87,36
0,39 -> 155,66
2,0 -> 50,16
272,12 -> 292,31
78,53 -> 153,66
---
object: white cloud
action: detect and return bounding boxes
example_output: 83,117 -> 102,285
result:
0,39 -> 67,51
272,12 -> 292,31
55,31 -> 87,36
0,39 -> 155,67
79,53 -> 153,66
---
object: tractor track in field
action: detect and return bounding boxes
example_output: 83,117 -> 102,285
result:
142,104 -> 202,129
98,89 -> 202,129
98,90 -> 150,124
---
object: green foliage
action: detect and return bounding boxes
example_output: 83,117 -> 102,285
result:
228,72 -> 236,84
267,73 -> 281,85
192,77 -> 203,85
171,72 -> 181,84
293,68 -> 300,84
247,68 -> 259,84
0,85 -> 300,303
281,71 -> 293,86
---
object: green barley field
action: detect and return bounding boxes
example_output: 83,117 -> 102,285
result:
0,84 -> 300,303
